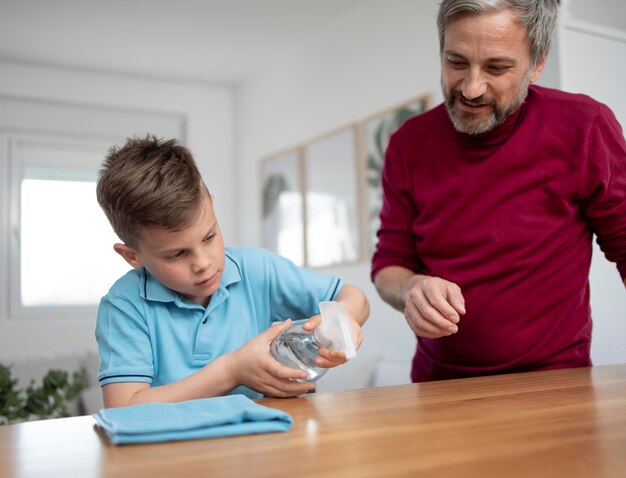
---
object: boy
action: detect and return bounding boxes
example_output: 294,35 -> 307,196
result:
95,135 -> 369,408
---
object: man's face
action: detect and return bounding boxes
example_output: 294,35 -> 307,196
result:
441,8 -> 546,135
118,195 -> 226,307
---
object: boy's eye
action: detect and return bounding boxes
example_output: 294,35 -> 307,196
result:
204,232 -> 217,242
169,251 -> 185,259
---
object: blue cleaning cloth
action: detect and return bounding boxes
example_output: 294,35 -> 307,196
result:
93,394 -> 293,445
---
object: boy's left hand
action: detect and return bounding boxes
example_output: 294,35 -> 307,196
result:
302,314 -> 363,369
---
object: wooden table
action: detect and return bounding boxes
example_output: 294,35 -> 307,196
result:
2,364 -> 626,478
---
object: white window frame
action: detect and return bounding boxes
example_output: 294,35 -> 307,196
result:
7,133 -> 115,320
0,96 -> 186,321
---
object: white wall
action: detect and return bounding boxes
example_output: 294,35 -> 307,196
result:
0,60 -> 233,358
557,11 -> 626,366
568,0 -> 626,32
235,0 -> 626,391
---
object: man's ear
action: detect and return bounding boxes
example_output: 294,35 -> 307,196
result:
113,243 -> 143,269
529,55 -> 548,83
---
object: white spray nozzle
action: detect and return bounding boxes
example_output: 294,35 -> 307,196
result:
317,301 -> 357,360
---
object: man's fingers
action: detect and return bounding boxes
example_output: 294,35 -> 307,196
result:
448,285 -> 466,315
407,291 -> 458,331
423,288 -> 462,323
405,299 -> 457,337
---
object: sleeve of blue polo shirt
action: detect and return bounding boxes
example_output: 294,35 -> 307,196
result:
250,247 -> 344,323
96,270 -> 155,387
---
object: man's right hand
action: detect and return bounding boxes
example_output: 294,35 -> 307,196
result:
403,275 -> 466,338
374,266 -> 466,339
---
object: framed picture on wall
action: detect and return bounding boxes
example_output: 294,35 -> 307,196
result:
260,148 -> 305,266
304,125 -> 361,268
360,94 -> 432,257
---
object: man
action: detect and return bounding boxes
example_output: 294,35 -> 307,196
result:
371,0 -> 626,382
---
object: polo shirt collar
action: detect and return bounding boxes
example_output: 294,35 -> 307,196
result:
141,268 -> 178,303
220,249 -> 242,289
139,250 -> 242,305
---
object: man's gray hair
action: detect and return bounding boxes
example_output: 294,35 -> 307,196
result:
437,0 -> 559,67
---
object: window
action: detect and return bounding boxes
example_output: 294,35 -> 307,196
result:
20,170 -> 128,307
8,135 -> 130,318
0,97 -> 186,321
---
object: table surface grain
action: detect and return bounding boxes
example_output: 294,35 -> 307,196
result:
2,364 -> 626,478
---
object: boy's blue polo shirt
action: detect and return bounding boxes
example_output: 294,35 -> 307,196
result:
96,246 -> 343,399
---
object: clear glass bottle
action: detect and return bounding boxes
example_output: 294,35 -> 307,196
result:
270,301 -> 357,382
270,318 -> 330,382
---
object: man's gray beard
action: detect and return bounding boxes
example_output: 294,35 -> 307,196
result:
443,74 -> 531,135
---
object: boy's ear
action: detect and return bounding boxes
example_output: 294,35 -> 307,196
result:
113,243 -> 143,269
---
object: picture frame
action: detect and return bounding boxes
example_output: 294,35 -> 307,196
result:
303,125 -> 361,268
260,147 -> 305,266
360,94 -> 432,257
259,92 -> 432,269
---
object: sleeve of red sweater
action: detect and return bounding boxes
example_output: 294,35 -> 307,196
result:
370,131 -> 421,281
580,103 -> 626,279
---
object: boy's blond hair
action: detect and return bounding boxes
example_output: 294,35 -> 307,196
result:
97,135 -> 209,249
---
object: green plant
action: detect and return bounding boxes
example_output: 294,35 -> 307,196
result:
0,362 -> 88,425
365,99 -> 428,253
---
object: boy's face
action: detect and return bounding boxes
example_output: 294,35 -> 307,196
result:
115,195 -> 225,307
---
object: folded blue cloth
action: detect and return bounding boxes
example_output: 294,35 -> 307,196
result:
93,394 -> 293,445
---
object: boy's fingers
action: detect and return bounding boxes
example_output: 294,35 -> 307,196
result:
264,319 -> 292,341
315,348 -> 347,368
269,360 -> 308,380
317,348 -> 345,360
315,357 -> 345,368
263,380 -> 314,398
302,314 -> 322,331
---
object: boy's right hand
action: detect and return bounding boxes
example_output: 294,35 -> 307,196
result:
229,320 -> 316,398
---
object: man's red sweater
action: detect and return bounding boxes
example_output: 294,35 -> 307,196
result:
372,85 -> 626,381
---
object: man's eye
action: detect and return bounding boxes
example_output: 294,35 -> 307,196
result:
447,59 -> 466,68
488,66 -> 509,74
